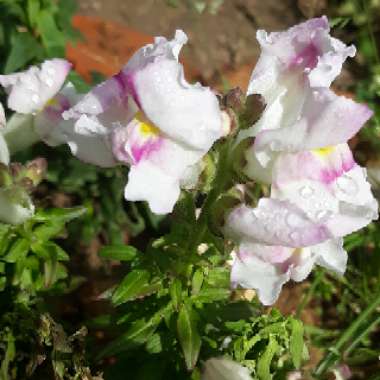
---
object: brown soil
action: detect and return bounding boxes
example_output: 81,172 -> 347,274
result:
76,0 -> 313,81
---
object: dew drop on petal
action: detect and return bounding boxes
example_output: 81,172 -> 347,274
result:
289,231 -> 300,243
299,185 -> 314,199
45,78 -> 54,87
336,175 -> 358,196
32,94 -> 40,104
315,209 -> 333,221
286,212 -> 304,228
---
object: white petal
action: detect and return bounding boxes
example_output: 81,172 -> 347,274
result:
125,160 -> 181,214
202,357 -> 252,380
312,238 -> 347,275
225,198 -> 330,248
0,103 -> 5,128
231,243 -> 291,305
0,59 -> 71,114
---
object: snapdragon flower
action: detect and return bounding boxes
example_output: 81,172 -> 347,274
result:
63,30 -> 224,214
225,17 -> 378,305
241,16 -> 372,183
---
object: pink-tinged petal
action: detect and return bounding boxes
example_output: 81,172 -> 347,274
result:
119,118 -> 203,213
254,89 -> 373,156
123,31 -> 223,151
249,17 -> 354,93
231,243 -> 292,305
224,198 -> 330,248
272,146 -> 378,238
0,59 -> 71,114
230,238 -> 347,305
35,84 -> 117,168
62,75 -> 135,127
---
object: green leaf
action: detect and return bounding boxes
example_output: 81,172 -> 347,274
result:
289,318 -> 304,369
177,303 -> 201,370
27,0 -> 40,27
191,269 -> 204,295
4,32 -> 42,73
257,335 -> 279,380
4,238 -> 29,263
99,304 -> 172,358
194,287 -> 230,303
33,221 -> 64,241
32,241 -> 69,261
170,279 -> 182,310
99,245 -> 137,261
34,207 -> 87,223
36,9 -> 65,56
112,270 -> 150,305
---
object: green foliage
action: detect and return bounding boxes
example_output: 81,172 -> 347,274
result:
0,0 -> 79,75
0,206 -> 86,300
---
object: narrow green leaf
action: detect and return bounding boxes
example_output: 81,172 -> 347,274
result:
27,0 -> 40,27
257,335 -> 279,380
194,287 -> 230,303
191,269 -> 204,295
4,32 -> 41,73
112,270 -> 150,305
4,238 -> 29,263
289,318 -> 304,369
99,303 -> 172,358
170,279 -> 182,310
36,9 -> 65,56
34,207 -> 87,223
177,303 -> 201,370
99,245 -> 137,261
33,221 -> 64,241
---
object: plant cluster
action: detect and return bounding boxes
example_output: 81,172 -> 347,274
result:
0,1 -> 380,379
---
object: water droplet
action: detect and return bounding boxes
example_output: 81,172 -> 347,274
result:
45,78 -> 54,87
286,212 -> 303,227
299,185 -> 314,199
289,231 -> 300,243
336,175 -> 358,196
47,67 -> 55,76
32,94 -> 39,104
315,209 -> 332,221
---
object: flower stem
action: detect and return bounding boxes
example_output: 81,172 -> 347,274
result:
314,289 -> 380,377
190,139 -> 233,250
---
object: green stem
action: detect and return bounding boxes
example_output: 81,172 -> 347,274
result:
344,314 -> 380,357
314,290 -> 380,377
190,139 -> 233,251
361,0 -> 380,64
296,270 -> 322,319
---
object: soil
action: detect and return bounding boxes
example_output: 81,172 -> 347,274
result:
76,0 -> 316,81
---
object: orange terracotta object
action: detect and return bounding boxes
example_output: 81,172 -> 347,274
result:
66,15 -> 200,83
66,15 -> 154,82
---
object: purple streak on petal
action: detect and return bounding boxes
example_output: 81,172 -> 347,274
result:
319,160 -> 356,184
130,138 -> 163,164
289,42 -> 320,70
120,70 -> 142,108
